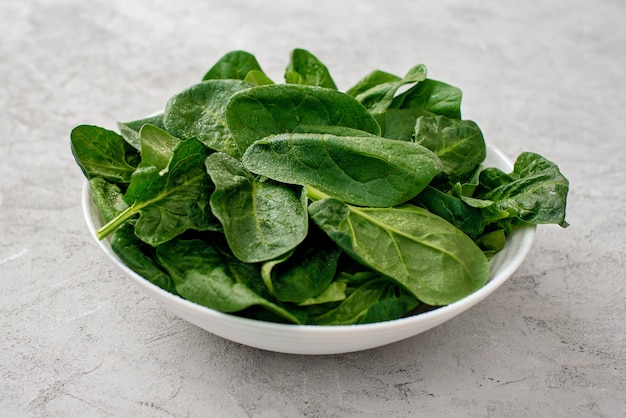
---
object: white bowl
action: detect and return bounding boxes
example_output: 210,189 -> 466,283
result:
82,143 -> 535,355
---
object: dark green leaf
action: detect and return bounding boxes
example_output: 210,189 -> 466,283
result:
379,108 -> 433,141
139,124 -> 180,171
475,152 -> 570,227
117,113 -> 165,150
96,138 -> 219,244
89,177 -> 129,223
309,277 -> 419,325
414,186 -> 483,238
156,237 -> 302,323
309,199 -> 490,306
202,50 -> 264,81
391,79 -> 463,119
112,223 -> 177,294
70,125 -> 139,184
260,231 -> 341,303
413,115 -> 486,185
351,65 -> 427,115
205,152 -> 309,263
243,133 -> 442,207
163,79 -> 254,158
285,48 -> 337,89
225,84 -> 381,154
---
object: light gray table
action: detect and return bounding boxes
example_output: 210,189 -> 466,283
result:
1,1 -> 624,416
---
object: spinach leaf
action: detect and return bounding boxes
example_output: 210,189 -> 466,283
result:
139,124 -> 180,171
112,223 -> 178,294
71,125 -> 140,184
244,69 -> 274,86
225,84 -> 381,154
474,152 -> 570,227
349,65 -> 427,115
242,133 -> 442,207
346,69 -> 400,98
156,237 -> 302,324
308,198 -> 490,306
163,79 -> 254,158
205,152 -> 309,263
260,230 -> 341,303
379,108 -> 433,141
89,177 -> 177,293
96,137 -> 219,244
309,277 -> 419,325
297,280 -> 347,306
89,177 -> 129,223
391,79 -> 463,119
285,48 -> 337,89
202,50 -> 264,81
414,186 -> 483,238
413,115 -> 486,186
117,113 -> 165,151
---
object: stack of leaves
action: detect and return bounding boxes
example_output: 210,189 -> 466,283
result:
71,49 -> 569,325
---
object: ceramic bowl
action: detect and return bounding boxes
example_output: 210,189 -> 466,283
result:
82,143 -> 535,355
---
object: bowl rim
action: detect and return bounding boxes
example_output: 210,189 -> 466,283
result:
81,142 -> 536,335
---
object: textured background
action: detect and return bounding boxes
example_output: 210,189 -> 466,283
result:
1,0 -> 624,416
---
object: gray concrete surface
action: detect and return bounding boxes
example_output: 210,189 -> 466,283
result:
1,0 -> 624,416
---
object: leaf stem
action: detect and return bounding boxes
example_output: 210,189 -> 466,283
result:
304,185 -> 330,202
96,204 -> 137,240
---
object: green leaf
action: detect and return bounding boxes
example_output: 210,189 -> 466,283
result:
96,138 -> 219,244
139,124 -> 180,171
414,186 -> 483,238
202,50 -> 264,81
413,115 -> 486,185
225,84 -> 381,154
205,152 -> 309,263
260,230 -> 341,303
351,65 -> 427,115
285,48 -> 337,89
475,152 -> 570,227
379,108 -> 433,141
89,177 -> 129,223
244,69 -> 274,85
346,70 -> 400,97
308,199 -> 490,306
117,113 -> 165,150
70,125 -> 139,184
156,237 -> 302,324
242,133 -> 442,207
309,277 -> 419,325
111,223 -> 178,294
163,79 -> 254,158
391,79 -> 463,119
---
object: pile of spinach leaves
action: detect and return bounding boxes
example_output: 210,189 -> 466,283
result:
71,49 -> 569,325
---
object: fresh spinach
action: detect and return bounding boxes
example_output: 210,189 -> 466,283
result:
413,115 -> 486,186
97,137 -> 220,245
71,125 -> 140,184
117,113 -> 165,151
242,132 -> 442,207
260,229 -> 341,304
308,196 -> 490,306
347,64 -> 427,115
474,151 -> 570,227
156,237 -> 303,324
205,152 -> 309,263
202,50 -> 265,81
72,48 -> 570,325
285,48 -> 337,89
163,79 -> 254,158
225,83 -> 382,154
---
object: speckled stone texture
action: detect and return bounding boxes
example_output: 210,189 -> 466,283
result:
1,0 -> 624,416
